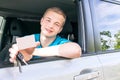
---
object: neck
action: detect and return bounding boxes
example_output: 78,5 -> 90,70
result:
40,33 -> 56,47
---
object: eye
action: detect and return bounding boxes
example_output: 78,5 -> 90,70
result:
55,23 -> 60,27
46,19 -> 50,22
44,17 -> 51,23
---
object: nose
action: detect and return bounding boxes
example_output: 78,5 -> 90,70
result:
48,22 -> 54,28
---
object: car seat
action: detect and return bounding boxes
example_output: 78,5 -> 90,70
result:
10,19 -> 26,43
59,19 -> 74,41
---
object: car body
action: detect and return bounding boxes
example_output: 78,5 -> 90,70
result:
0,0 -> 120,80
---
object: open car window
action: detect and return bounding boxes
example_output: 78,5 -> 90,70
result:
0,0 -> 80,67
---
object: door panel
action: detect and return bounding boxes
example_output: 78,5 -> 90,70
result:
0,56 -> 103,80
98,52 -> 120,80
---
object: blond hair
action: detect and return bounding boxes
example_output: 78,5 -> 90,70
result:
43,7 -> 66,22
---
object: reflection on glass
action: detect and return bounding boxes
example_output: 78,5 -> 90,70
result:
95,0 -> 120,51
0,16 -> 3,30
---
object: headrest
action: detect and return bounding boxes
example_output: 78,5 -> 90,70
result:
60,20 -> 72,34
10,19 -> 25,36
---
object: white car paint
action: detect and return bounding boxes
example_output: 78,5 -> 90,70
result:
98,52 -> 120,80
0,56 -> 103,80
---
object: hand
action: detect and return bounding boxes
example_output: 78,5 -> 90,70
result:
9,42 -> 40,63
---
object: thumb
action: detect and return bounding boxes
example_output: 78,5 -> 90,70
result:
35,41 -> 40,47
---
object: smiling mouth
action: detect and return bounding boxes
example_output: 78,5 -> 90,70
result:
45,28 -> 53,33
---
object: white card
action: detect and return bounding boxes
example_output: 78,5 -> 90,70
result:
16,35 -> 36,50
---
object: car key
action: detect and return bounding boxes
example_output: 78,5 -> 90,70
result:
17,52 -> 28,65
16,53 -> 28,73
16,58 -> 22,73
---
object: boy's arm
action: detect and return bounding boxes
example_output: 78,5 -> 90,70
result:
33,42 -> 81,58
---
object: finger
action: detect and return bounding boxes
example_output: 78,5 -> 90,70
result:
9,48 -> 18,56
9,44 -> 19,63
9,58 -> 14,63
9,52 -> 16,59
9,47 -> 18,62
12,44 -> 19,50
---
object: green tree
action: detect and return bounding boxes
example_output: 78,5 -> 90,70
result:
114,30 -> 120,49
101,38 -> 110,50
100,31 -> 111,37
100,31 -> 111,51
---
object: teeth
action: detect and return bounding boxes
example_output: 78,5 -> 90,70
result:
46,28 -> 52,33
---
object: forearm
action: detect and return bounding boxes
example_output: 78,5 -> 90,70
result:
33,45 -> 60,57
32,42 -> 81,58
58,42 -> 81,58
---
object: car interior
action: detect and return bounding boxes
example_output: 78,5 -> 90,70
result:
0,0 -> 79,63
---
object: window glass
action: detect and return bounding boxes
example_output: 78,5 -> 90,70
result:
94,0 -> 120,51
0,16 -> 4,38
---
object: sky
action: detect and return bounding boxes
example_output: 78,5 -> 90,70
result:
95,1 -> 120,35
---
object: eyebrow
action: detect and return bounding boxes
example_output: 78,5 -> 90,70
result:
44,17 -> 50,20
45,17 -> 61,25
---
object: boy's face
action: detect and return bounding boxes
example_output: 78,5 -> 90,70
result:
40,11 -> 65,38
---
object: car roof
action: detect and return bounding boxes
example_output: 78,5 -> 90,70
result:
0,0 -> 77,21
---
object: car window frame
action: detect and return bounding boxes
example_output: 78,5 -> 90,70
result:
0,1 -> 81,67
89,0 -> 120,53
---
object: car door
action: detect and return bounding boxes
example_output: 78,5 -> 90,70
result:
0,0 -> 104,80
0,56 -> 103,80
